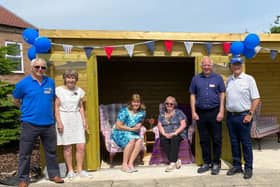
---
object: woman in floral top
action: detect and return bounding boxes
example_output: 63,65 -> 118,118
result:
158,96 -> 187,172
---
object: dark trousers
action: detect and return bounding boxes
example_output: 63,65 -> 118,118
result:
196,107 -> 222,165
226,112 -> 253,170
18,122 -> 60,182
160,135 -> 182,163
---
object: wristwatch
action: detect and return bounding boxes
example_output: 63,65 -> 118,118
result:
247,111 -> 253,116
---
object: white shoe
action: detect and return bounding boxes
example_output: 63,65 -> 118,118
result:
165,163 -> 176,172
77,170 -> 93,178
176,159 -> 182,169
67,171 -> 76,179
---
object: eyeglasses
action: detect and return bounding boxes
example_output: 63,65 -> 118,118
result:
33,65 -> 46,70
165,102 -> 174,106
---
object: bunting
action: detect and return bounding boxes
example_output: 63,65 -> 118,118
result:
254,46 -> 262,54
270,50 -> 278,60
62,44 -> 73,54
223,42 -> 231,55
184,41 -> 193,56
205,43 -> 212,56
145,41 -> 155,54
104,47 -> 114,59
50,40 -> 280,61
83,47 -> 94,59
124,44 -> 135,58
164,40 -> 173,53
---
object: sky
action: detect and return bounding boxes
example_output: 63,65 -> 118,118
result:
0,0 -> 279,33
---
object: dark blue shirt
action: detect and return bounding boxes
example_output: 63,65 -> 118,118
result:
189,72 -> 225,110
13,75 -> 55,125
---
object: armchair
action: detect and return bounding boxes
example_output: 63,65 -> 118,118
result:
251,102 -> 280,150
99,104 -> 146,167
149,103 -> 194,165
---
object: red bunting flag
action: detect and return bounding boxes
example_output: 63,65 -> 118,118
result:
164,40 -> 173,53
104,46 -> 114,59
223,42 -> 231,55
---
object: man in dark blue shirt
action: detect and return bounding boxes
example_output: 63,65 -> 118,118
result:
13,58 -> 64,187
189,56 -> 225,175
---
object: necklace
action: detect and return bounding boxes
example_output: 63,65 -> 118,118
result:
164,110 -> 174,124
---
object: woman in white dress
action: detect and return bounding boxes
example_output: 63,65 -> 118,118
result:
55,70 -> 89,178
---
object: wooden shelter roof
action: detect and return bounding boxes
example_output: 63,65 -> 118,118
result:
40,29 -> 280,42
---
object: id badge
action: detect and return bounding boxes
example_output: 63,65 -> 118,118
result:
209,84 -> 216,88
44,87 -> 52,94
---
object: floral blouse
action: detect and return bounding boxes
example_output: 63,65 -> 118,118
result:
158,109 -> 187,139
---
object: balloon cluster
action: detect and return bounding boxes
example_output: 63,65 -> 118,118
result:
22,28 -> 52,60
230,33 -> 260,59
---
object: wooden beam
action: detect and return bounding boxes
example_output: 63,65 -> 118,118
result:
40,29 -> 280,42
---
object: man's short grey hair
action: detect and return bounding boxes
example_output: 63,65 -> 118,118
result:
30,58 -> 46,66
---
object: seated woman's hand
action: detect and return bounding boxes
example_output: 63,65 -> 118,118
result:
163,132 -> 173,139
130,123 -> 142,132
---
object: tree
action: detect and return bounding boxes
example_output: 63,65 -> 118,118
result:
270,16 -> 280,33
0,45 -> 21,145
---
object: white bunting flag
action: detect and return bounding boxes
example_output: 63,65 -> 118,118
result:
124,44 -> 135,58
254,46 -> 262,54
62,44 -> 73,54
184,41 -> 194,55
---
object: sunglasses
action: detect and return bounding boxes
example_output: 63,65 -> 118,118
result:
165,102 -> 174,106
33,65 -> 46,70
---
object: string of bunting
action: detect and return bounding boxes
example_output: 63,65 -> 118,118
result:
22,28 -> 280,61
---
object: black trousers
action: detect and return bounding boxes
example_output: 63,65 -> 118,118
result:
196,107 -> 222,165
18,122 -> 60,182
160,135 -> 182,163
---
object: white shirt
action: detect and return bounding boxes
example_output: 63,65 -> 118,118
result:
226,72 -> 260,112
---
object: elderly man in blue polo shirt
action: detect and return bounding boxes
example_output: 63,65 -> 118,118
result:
13,58 -> 64,187
226,56 -> 260,179
189,56 -> 225,175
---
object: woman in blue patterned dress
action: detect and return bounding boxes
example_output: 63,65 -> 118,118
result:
111,94 -> 146,172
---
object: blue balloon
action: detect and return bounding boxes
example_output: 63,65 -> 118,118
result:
34,36 -> 51,53
27,46 -> 36,61
244,33 -> 260,49
230,41 -> 244,55
22,28 -> 39,45
244,47 -> 256,59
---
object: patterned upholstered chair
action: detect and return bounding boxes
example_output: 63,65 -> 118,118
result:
251,102 -> 280,150
99,104 -> 146,167
149,104 -> 195,165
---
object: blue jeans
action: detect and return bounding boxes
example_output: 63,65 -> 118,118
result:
226,112 -> 253,170
18,122 -> 60,182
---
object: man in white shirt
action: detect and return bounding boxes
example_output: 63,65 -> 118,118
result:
226,56 -> 260,179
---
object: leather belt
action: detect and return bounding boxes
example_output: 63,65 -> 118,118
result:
228,110 -> 249,116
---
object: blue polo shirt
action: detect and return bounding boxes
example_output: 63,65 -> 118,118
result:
189,72 -> 225,110
13,75 -> 55,126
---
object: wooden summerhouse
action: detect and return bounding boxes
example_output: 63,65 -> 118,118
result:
39,29 -> 280,170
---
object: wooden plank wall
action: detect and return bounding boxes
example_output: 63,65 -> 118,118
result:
97,56 -> 195,117
246,54 -> 280,119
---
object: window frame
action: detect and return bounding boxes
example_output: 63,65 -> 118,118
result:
5,41 -> 24,73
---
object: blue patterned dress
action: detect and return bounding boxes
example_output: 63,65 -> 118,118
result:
111,107 -> 146,148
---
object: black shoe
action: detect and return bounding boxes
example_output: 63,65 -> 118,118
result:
243,169 -> 253,179
211,164 -> 220,175
197,164 -> 210,173
226,167 -> 243,176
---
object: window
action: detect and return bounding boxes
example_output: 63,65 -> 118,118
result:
5,41 -> 24,73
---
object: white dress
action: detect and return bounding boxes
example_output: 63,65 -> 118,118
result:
56,86 -> 86,145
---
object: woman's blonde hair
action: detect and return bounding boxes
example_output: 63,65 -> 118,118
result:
62,70 -> 78,85
127,93 -> 146,111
